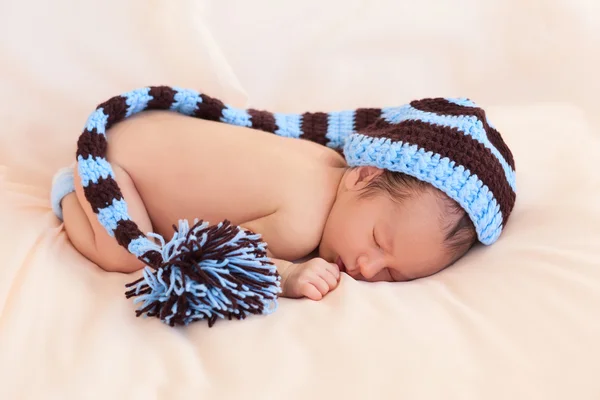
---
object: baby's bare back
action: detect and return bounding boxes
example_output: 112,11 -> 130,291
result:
105,110 -> 345,260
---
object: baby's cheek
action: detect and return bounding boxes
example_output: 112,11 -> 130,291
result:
365,269 -> 393,282
327,218 -> 346,244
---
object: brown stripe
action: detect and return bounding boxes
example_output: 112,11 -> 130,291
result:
76,128 -> 107,159
484,126 -> 515,170
141,250 -> 163,269
195,94 -> 225,121
411,98 -> 469,116
96,95 -> 128,131
114,219 -> 144,248
355,108 -> 382,131
411,98 -> 515,169
300,112 -> 328,146
147,86 -> 177,109
361,120 -> 515,224
115,224 -> 163,269
247,109 -> 277,133
83,176 -> 123,213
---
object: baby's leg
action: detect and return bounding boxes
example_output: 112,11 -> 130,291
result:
62,164 -> 153,273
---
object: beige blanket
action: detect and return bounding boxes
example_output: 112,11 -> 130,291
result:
1,0 -> 599,399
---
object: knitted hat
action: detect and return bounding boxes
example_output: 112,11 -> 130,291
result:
343,98 -> 516,245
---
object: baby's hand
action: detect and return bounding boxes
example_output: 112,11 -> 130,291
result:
280,258 -> 341,300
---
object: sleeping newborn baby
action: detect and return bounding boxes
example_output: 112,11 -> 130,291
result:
51,87 -> 516,301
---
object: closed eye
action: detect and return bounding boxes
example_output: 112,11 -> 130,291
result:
373,230 -> 381,249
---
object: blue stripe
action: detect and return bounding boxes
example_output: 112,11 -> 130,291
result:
221,106 -> 252,127
124,87 -> 153,117
381,104 -> 516,192
326,110 -> 355,149
97,198 -> 131,235
85,108 -> 109,135
446,97 -> 497,129
77,155 -> 114,187
171,87 -> 203,115
446,97 -> 478,108
274,113 -> 303,138
128,236 -> 157,258
344,134 -> 503,244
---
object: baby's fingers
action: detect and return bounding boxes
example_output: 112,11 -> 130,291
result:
312,275 -> 333,297
300,282 -> 324,301
318,266 -> 339,290
324,262 -> 341,281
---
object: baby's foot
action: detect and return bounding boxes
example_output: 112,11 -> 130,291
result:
50,162 -> 76,221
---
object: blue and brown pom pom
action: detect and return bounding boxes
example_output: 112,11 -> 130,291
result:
124,219 -> 281,327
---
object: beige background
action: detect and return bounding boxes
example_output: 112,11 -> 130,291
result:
203,0 -> 599,124
1,1 -> 599,399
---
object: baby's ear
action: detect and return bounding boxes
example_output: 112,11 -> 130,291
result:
346,166 -> 383,190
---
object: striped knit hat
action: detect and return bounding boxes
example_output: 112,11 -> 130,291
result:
342,98 -> 516,245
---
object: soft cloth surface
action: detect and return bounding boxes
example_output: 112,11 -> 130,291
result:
1,1 -> 600,399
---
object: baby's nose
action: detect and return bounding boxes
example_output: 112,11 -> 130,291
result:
357,255 -> 385,280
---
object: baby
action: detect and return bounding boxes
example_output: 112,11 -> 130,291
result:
51,87 -> 516,302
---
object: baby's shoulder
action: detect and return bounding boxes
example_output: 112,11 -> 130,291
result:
290,138 -> 347,168
237,140 -> 343,260
269,156 -> 341,256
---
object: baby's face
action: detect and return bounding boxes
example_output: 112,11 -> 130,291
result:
319,169 -> 461,282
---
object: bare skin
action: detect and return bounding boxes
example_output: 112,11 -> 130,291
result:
63,111 -> 462,301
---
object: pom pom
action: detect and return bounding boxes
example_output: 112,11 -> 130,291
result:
124,219 -> 281,327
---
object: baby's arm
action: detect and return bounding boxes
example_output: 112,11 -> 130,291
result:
270,256 -> 340,301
